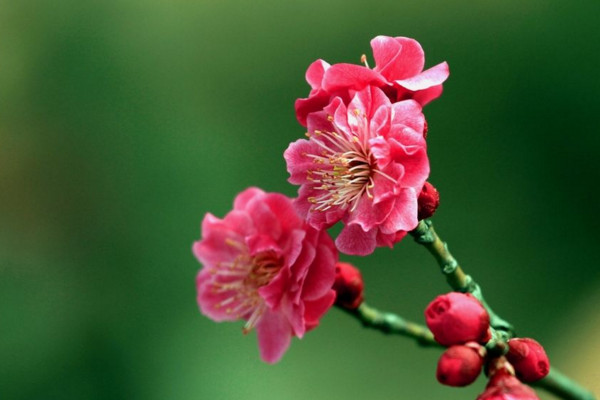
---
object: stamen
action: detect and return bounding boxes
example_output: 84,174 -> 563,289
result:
302,119 -> 384,213
360,54 -> 370,68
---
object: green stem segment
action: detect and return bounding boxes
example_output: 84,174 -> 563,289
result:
534,369 -> 596,400
410,219 -> 596,400
340,303 -> 441,348
410,220 -> 514,334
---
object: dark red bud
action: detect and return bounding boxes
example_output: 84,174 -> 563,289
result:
477,370 -> 540,400
332,262 -> 364,310
436,344 -> 485,387
425,292 -> 490,346
417,182 -> 440,220
506,338 -> 550,382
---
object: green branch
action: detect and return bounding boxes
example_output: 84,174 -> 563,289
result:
533,369 -> 596,400
339,303 -> 441,348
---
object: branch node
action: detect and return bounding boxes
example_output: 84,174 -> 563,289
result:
411,220 -> 435,244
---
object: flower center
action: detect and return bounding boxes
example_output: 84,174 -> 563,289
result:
211,239 -> 282,333
305,120 -> 376,212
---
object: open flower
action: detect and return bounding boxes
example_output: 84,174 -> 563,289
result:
193,187 -> 338,363
295,35 -> 449,126
285,86 -> 429,255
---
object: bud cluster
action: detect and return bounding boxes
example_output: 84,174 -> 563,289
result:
425,292 -> 550,399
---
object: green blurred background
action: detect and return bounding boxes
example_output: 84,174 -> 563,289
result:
1,1 -> 599,399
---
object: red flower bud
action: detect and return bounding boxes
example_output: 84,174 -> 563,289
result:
425,292 -> 491,346
437,343 -> 485,387
332,262 -> 364,310
477,370 -> 540,400
505,338 -> 550,382
417,182 -> 440,220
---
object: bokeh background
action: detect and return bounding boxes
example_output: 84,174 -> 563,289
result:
1,1 -> 599,399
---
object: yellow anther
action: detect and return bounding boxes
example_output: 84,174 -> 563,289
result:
360,54 -> 370,68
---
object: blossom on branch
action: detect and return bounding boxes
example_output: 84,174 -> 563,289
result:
193,187 -> 338,363
295,35 -> 449,126
285,86 -> 430,255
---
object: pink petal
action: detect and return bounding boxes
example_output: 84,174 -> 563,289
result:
410,84 -> 444,106
335,224 -> 378,256
304,290 -> 336,331
201,211 -> 254,239
233,187 -> 265,210
376,230 -> 407,248
259,265 -> 290,310
380,188 -> 419,234
283,229 -> 308,271
196,270 -> 240,322
294,185 -> 345,230
193,230 -> 241,268
369,103 -> 391,137
372,36 -> 425,80
370,136 -> 392,169
322,63 -> 387,92
306,108 -> 337,136
284,140 -> 319,186
305,59 -> 330,90
393,61 -> 449,91
245,195 -> 282,239
263,193 -> 303,233
348,194 -> 395,233
285,231 -> 315,302
391,100 -> 425,135
301,236 -> 337,301
280,297 -> 306,338
246,233 -> 280,256
284,139 -> 320,183
295,92 -> 331,127
256,309 -> 293,364
386,138 -> 429,189
372,163 -> 403,199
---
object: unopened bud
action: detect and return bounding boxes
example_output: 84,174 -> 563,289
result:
417,182 -> 440,220
506,338 -> 550,382
333,262 -> 364,310
425,292 -> 491,346
436,343 -> 485,387
477,370 -> 540,400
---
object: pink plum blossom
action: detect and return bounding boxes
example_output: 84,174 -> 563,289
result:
193,187 -> 337,363
285,86 -> 429,255
295,35 -> 449,126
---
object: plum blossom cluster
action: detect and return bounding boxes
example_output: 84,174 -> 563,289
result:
286,35 -> 446,255
190,35 -> 576,400
425,292 -> 550,399
194,35 -> 444,362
